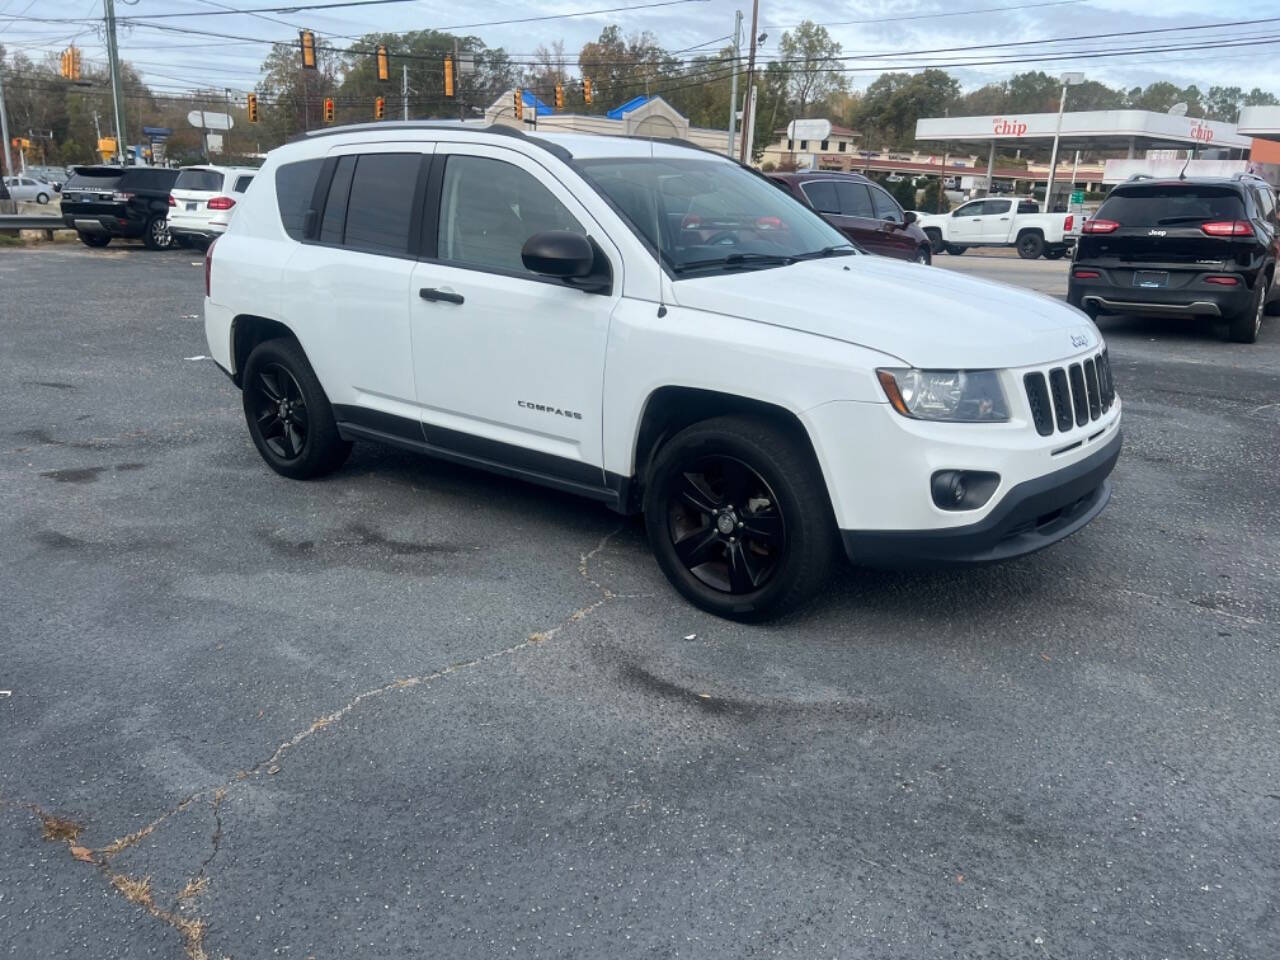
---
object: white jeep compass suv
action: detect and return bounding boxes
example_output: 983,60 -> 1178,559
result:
203,123 -> 1121,619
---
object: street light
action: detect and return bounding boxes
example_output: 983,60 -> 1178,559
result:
1045,71 -> 1084,212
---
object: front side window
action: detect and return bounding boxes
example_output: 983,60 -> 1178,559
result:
837,182 -> 875,219
578,156 -> 851,276
869,186 -> 901,221
437,155 -> 584,274
953,200 -> 982,217
342,153 -> 421,255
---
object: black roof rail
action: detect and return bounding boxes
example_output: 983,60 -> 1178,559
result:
286,120 -> 574,162
1124,173 -> 1154,181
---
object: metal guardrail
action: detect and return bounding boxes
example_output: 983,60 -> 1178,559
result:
0,215 -> 71,231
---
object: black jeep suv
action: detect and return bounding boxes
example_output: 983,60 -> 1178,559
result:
61,165 -> 180,250
1068,174 -> 1279,343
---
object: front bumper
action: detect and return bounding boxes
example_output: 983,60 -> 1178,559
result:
841,428 -> 1121,565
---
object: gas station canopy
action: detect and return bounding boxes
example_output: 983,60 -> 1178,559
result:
916,109 -> 1251,155
1237,105 -> 1280,143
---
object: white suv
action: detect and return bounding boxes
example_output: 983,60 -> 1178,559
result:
203,124 -> 1121,619
168,165 -> 257,247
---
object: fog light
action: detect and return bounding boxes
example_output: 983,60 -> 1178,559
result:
931,470 -> 1000,511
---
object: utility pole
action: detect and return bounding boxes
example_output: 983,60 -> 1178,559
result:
454,39 -> 464,122
727,9 -> 742,158
224,88 -> 234,161
738,0 -> 759,164
104,0 -> 128,164
0,58 -> 13,177
402,64 -> 409,121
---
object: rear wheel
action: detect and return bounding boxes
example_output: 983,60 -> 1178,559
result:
1017,231 -> 1045,259
78,232 -> 110,248
643,415 -> 836,621
945,244 -> 966,256
1226,278 -> 1266,344
242,338 -> 352,479
142,215 -> 175,250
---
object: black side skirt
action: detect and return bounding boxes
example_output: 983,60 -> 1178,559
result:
332,403 -> 631,512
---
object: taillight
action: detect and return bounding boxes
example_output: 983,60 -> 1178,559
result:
205,238 -> 216,298
1073,269 -> 1100,279
207,196 -> 236,211
1064,215 -> 1074,232
168,194 -> 176,207
1082,219 -> 1119,234
1204,275 -> 1239,285
1201,220 -> 1253,237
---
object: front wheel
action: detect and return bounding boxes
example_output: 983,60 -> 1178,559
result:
643,416 -> 837,621
1017,232 -> 1045,259
913,245 -> 932,265
36,192 -> 49,204
78,232 -> 110,248
1226,279 -> 1266,344
924,229 -> 943,254
143,215 -> 175,250
242,338 -> 352,479
1043,247 -> 1067,260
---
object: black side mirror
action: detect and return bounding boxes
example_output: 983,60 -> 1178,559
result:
521,231 -> 612,294
902,211 -> 917,226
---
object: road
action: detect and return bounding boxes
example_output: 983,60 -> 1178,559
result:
1,245 -> 1277,960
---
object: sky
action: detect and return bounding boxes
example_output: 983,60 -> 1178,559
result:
2,0 -> 1279,107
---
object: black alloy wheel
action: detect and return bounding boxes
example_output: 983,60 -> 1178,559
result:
667,455 -> 786,596
248,363 -> 310,461
644,415 -> 836,620
1017,231 -> 1045,259
241,337 -> 351,479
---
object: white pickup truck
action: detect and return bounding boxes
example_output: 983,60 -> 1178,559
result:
915,197 -> 1077,260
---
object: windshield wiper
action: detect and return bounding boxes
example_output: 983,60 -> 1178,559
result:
671,252 -> 797,274
793,245 -> 858,260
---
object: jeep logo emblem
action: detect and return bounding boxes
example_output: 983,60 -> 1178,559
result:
1148,229 -> 1167,237
1071,333 -> 1090,348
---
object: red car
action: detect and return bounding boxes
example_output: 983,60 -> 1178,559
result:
768,171 -> 933,264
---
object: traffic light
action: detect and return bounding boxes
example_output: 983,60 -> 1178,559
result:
555,82 -> 564,111
374,96 -> 385,120
247,93 -> 258,123
376,44 -> 389,82
582,77 -> 592,105
11,137 -> 31,149
60,49 -> 70,78
323,97 -> 335,123
300,30 -> 317,70
59,46 -> 81,80
513,89 -> 523,122
444,56 -> 454,98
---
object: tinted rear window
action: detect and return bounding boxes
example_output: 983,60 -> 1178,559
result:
1098,186 -> 1245,226
342,153 -> 420,255
118,168 -> 179,191
175,169 -> 224,192
275,158 -> 324,241
66,168 -> 123,190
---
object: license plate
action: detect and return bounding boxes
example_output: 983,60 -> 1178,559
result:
1134,270 -> 1168,289
186,202 -> 197,211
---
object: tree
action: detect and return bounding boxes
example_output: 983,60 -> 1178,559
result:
1005,71 -> 1060,112
777,21 -> 846,120
578,26 -> 677,110
1127,81 -> 1181,112
1205,86 -> 1245,121
919,179 -> 950,214
1244,87 -> 1280,107
857,70 -> 959,149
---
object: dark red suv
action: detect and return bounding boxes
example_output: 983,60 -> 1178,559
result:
769,171 -> 933,264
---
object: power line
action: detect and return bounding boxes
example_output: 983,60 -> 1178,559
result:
764,0 -> 1088,30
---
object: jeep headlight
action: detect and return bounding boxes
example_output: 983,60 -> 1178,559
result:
876,368 -> 1009,422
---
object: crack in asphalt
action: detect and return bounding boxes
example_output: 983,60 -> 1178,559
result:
21,524 -> 626,960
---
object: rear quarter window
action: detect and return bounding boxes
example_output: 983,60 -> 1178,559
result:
1098,186 -> 1245,226
233,175 -> 255,193
274,158 -> 324,241
175,169 -> 224,192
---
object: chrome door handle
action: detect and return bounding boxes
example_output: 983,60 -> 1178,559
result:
419,287 -> 464,305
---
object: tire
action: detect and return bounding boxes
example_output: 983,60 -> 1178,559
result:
36,192 -> 49,204
78,232 -> 110,248
1016,231 -> 1045,259
1265,272 -> 1280,317
242,338 -> 352,479
1043,247 -> 1067,260
1226,278 -> 1266,344
643,415 -> 837,621
924,228 -> 943,254
142,215 -> 175,250
913,245 -> 932,265
945,244 -> 966,256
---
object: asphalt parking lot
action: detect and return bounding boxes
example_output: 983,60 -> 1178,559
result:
2,244 -> 1278,960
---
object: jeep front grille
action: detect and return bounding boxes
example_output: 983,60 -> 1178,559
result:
1023,350 -> 1114,436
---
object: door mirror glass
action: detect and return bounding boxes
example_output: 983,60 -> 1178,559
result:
522,230 -> 594,278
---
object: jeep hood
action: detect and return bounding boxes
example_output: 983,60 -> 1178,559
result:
669,255 -> 1100,369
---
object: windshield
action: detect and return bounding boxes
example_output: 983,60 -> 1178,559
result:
578,157 -> 853,276
1098,185 -> 1245,226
